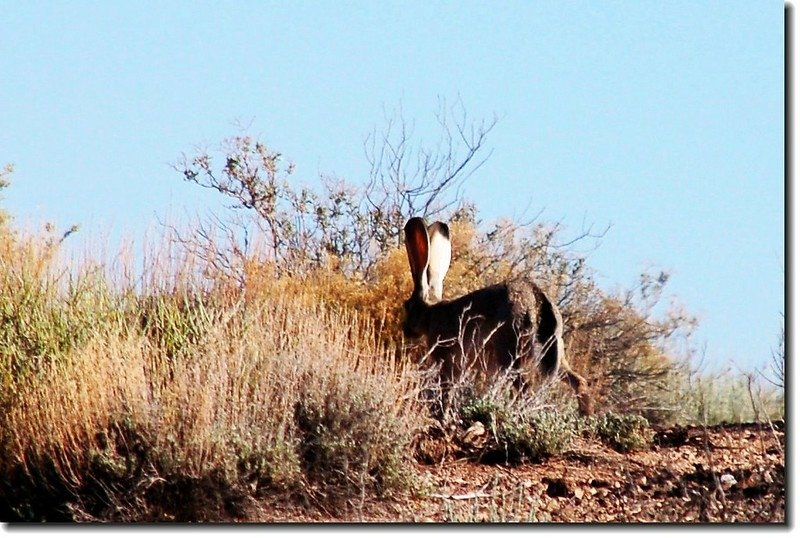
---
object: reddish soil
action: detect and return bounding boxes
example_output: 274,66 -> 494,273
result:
250,421 -> 785,523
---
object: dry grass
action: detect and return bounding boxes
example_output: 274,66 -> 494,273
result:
0,220 -> 784,522
0,229 -> 426,521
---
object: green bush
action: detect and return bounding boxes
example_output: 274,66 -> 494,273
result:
587,411 -> 652,452
294,376 -> 410,497
458,389 -> 580,463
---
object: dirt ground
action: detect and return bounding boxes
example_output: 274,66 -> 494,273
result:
249,421 -> 785,523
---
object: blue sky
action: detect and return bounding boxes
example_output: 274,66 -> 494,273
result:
0,1 -> 784,372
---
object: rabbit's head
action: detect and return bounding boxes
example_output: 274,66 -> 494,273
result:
402,217 -> 451,338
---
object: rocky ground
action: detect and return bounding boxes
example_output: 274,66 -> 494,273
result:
250,421 -> 785,523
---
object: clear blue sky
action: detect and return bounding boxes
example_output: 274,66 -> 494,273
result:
1,1 -> 784,372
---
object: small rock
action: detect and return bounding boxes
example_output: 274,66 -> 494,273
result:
461,421 -> 488,448
720,474 -> 737,489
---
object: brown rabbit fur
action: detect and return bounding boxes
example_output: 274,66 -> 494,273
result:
402,217 -> 593,416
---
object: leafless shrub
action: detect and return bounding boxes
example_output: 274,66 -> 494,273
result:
174,99 -> 497,284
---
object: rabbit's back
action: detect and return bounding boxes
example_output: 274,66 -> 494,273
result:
426,278 -> 555,377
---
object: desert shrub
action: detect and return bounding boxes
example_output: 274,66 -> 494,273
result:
175,101 -> 496,281
586,411 -> 653,452
502,409 -> 579,462
452,377 -> 580,463
294,364 -> 411,496
244,248 -> 411,351
562,270 -> 698,423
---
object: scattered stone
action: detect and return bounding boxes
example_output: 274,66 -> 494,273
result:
720,474 -> 737,489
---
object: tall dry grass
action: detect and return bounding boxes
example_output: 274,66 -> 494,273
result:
0,227 -> 426,521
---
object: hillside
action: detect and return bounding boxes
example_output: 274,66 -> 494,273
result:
248,421 -> 785,523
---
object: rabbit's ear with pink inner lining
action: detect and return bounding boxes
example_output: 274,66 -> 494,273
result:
404,217 -> 430,298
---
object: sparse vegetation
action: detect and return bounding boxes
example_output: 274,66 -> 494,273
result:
453,379 -> 580,463
586,411 -> 653,453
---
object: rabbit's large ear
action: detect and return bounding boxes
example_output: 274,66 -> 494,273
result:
404,217 -> 430,296
426,221 -> 451,302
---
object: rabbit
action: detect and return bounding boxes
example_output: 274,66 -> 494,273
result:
402,216 -> 593,416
